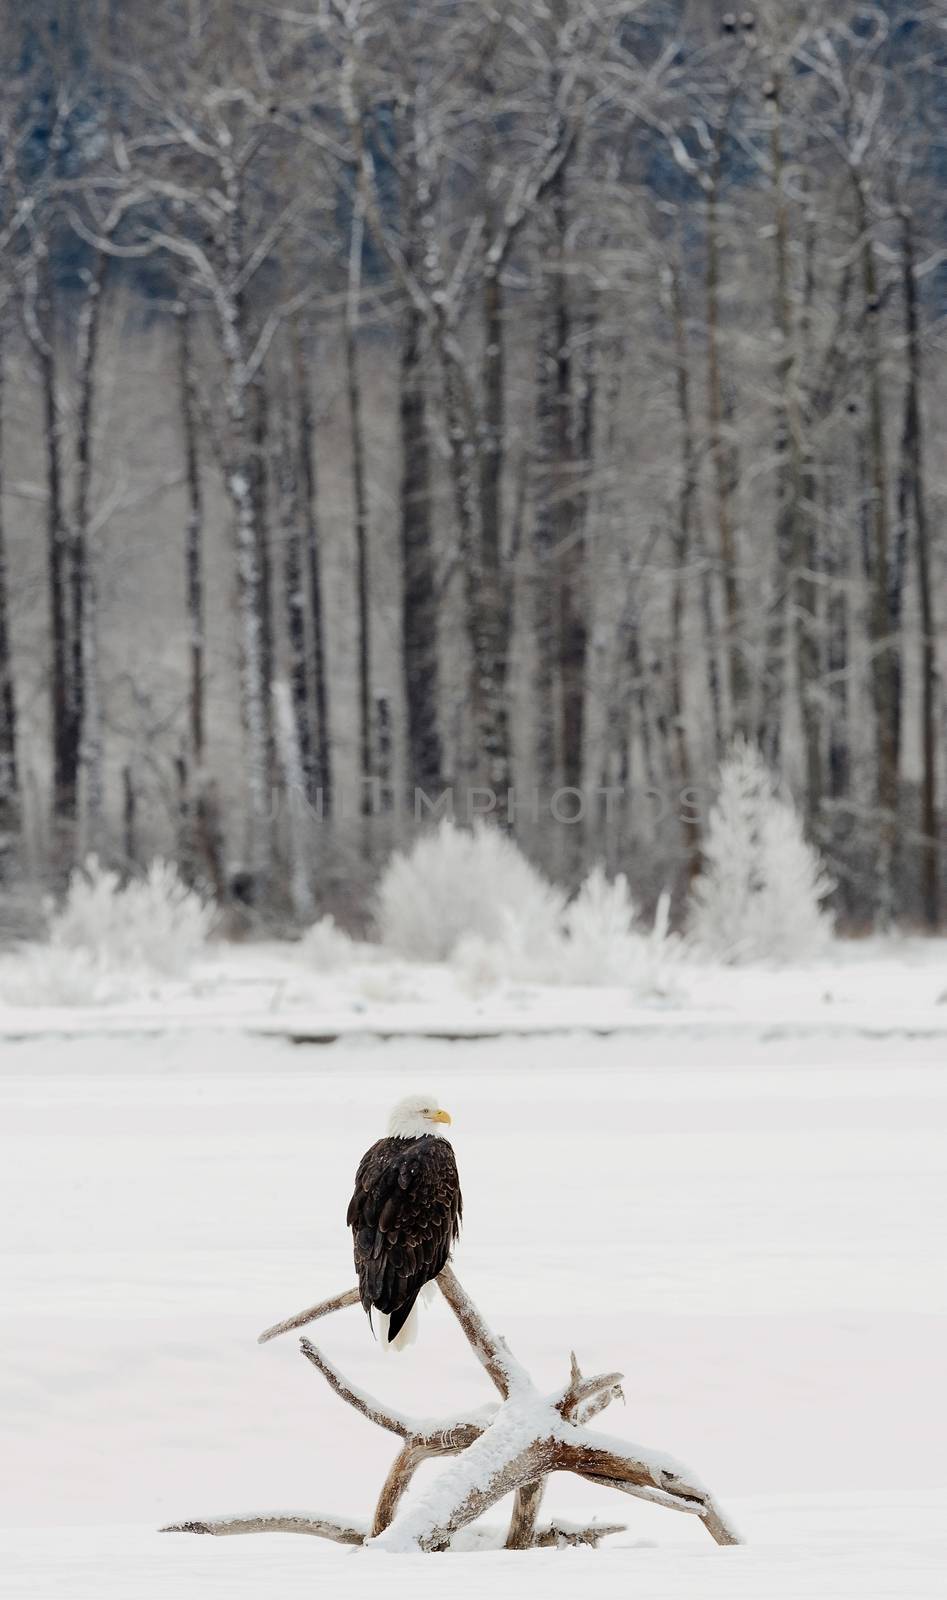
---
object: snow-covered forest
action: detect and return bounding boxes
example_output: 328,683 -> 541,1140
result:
3,10 -> 947,1595
0,0 -> 945,939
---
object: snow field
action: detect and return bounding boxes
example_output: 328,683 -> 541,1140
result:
2,1028 -> 945,1596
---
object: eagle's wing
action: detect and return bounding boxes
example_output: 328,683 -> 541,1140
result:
347,1135 -> 462,1341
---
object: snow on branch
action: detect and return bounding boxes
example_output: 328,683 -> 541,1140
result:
168,1268 -> 741,1556
435,1263 -> 532,1399
299,1338 -> 414,1437
557,1351 -> 624,1419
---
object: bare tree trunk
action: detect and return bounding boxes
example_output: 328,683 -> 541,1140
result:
0,323 -> 20,862
122,763 -> 137,868
480,279 -> 504,568
273,679 -> 314,923
176,298 -> 225,896
853,173 -> 897,924
763,72 -> 820,807
26,253 -> 77,872
898,206 -> 938,927
376,695 -> 393,816
398,181 -> 441,796
706,135 -> 745,737
345,202 -> 372,829
478,248 -> 515,803
227,380 -> 271,896
250,372 -> 277,799
219,157 -> 272,900
75,252 -> 108,857
178,299 -> 205,774
292,318 -> 332,814
549,153 -> 585,798
532,291 -> 561,804
440,350 -> 510,793
276,373 -> 313,811
760,72 -> 793,770
176,298 -> 202,883
667,261 -> 702,882
825,502 -> 851,805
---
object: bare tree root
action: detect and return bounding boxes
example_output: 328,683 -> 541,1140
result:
167,1268 -> 740,1555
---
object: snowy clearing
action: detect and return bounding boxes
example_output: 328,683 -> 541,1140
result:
2,934 -> 947,1042
2,1025 -> 945,1595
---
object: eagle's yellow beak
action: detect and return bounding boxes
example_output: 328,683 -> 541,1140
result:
430,1108 -> 452,1125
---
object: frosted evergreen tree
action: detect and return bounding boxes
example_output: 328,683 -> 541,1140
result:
689,741 -> 834,964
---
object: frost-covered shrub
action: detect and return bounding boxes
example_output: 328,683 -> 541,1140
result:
376,821 -> 565,962
688,740 -> 834,963
561,867 -> 637,985
559,869 -> 681,995
1,857 -> 213,1006
4,945 -> 123,1007
48,856 -> 212,978
453,863 -> 681,998
452,900 -> 568,993
298,914 -> 360,972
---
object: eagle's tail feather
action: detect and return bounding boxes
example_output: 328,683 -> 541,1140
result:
374,1297 -> 420,1353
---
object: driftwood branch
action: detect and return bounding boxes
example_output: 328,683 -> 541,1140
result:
578,1380 -> 626,1425
557,1363 -> 625,1419
257,1286 -> 359,1344
160,1514 -> 365,1544
299,1337 -> 411,1438
169,1268 -> 741,1556
297,1305 -> 498,1536
160,1513 -> 626,1550
533,1519 -> 627,1548
506,1478 -> 547,1549
435,1264 -> 527,1398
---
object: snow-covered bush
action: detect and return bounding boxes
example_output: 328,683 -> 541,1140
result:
298,914 -> 359,973
558,869 -> 680,995
1,857 -> 213,1006
4,945 -> 122,1008
453,860 -> 681,998
452,899 -> 568,993
688,740 -> 834,964
376,821 -> 565,962
50,856 -> 212,979
377,822 -> 681,997
560,866 -> 637,985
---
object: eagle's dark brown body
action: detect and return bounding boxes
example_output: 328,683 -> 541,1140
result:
347,1133 -> 462,1343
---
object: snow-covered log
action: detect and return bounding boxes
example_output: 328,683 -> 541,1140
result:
165,1268 -> 740,1555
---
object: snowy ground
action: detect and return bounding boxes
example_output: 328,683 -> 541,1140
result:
1,933 -> 947,1040
3,1025 -> 945,1596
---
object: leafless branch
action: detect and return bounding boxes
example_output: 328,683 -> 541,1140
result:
257,1285 -> 360,1344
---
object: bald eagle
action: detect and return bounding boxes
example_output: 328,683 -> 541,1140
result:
347,1094 -> 462,1351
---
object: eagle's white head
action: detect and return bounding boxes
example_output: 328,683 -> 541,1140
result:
387,1094 -> 452,1140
